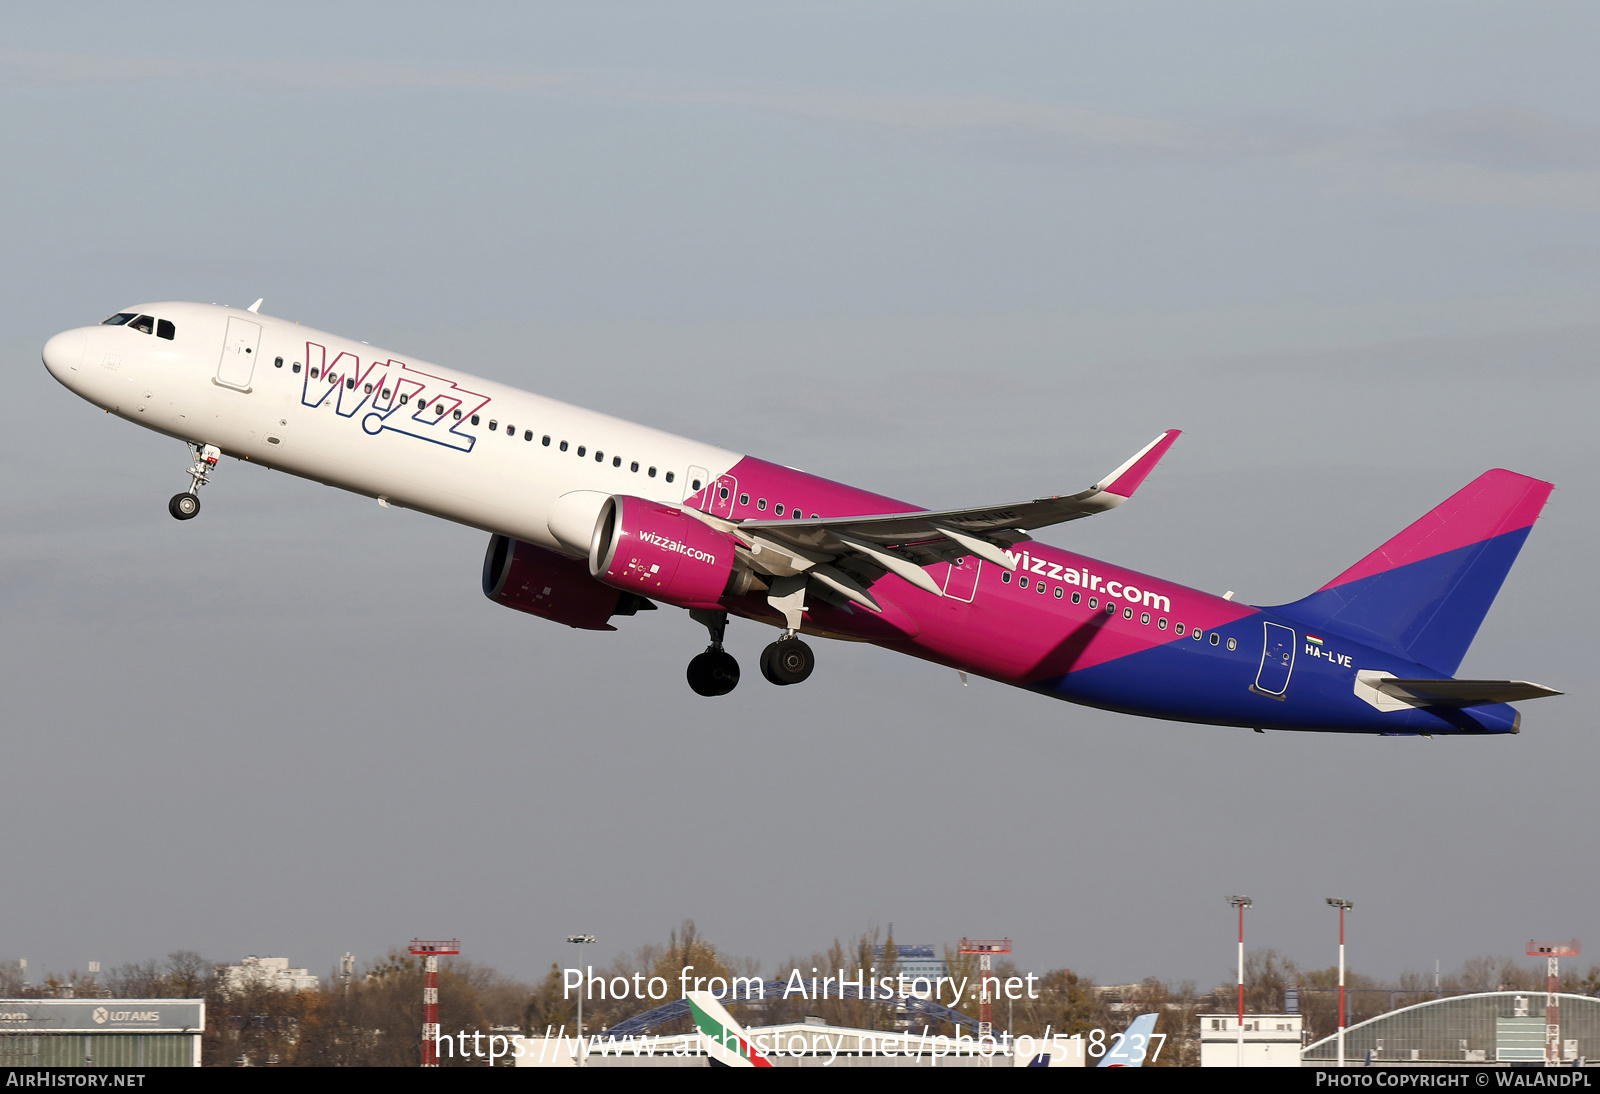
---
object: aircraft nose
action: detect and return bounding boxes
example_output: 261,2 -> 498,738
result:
42,328 -> 87,383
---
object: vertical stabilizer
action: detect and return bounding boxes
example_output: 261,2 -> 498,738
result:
686,991 -> 772,1067
1272,470 -> 1552,674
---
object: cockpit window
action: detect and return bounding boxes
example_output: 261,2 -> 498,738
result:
101,313 -> 136,326
157,319 -> 175,340
130,315 -> 155,334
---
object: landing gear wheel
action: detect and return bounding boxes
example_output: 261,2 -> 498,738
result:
687,649 -> 740,697
169,492 -> 200,520
761,638 -> 814,686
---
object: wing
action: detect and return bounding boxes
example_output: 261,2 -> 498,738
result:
723,430 -> 1180,611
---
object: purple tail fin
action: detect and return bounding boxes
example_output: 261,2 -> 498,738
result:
1272,470 -> 1553,674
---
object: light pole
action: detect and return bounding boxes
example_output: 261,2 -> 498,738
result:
567,934 -> 596,1067
1326,899 -> 1353,1067
1227,896 -> 1252,1067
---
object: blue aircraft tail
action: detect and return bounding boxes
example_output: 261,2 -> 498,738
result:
1270,470 -> 1553,674
1099,1013 -> 1160,1067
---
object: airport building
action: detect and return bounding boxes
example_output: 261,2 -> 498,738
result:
0,998 -> 204,1067
1198,1013 -> 1304,1066
1300,991 -> 1600,1066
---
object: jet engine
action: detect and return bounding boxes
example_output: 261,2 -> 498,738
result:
589,494 -> 741,610
482,534 -> 652,630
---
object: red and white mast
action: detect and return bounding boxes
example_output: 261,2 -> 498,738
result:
410,939 -> 460,1067
959,937 -> 1011,1060
1527,940 -> 1579,1067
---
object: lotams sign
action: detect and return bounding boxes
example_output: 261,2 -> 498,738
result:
0,999 -> 203,1032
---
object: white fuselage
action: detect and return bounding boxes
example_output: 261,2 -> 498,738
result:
43,302 -> 741,551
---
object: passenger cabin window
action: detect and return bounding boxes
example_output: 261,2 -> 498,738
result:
577,446 -> 586,457
471,415 -> 480,425
488,420 -> 498,430
775,504 -> 784,516
561,442 -> 570,452
157,320 -> 176,340
647,466 -> 656,477
613,456 -> 622,467
274,356 -> 284,369
630,460 -> 638,471
665,472 -> 675,483
544,436 -> 552,447
101,313 -> 136,326
739,493 -> 749,506
525,430 -> 533,441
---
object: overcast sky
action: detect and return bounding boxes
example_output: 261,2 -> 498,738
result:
2,2 -> 1596,995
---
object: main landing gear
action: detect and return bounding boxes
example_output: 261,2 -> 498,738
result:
684,607 -> 818,696
758,573 -> 815,686
168,443 -> 220,522
760,637 -> 814,686
687,610 -> 740,697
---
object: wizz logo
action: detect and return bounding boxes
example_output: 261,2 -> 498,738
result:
301,342 -> 490,452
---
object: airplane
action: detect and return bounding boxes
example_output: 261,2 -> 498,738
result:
42,301 -> 1561,733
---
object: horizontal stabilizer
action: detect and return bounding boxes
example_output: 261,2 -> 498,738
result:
1356,669 -> 1561,712
1377,678 -> 1562,707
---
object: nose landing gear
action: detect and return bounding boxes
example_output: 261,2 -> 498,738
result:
168,443 -> 220,521
687,609 -> 740,697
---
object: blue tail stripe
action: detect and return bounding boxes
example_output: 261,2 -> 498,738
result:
1270,527 -> 1532,675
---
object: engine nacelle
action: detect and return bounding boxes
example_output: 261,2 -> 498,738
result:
483,534 -> 638,631
590,495 -> 739,610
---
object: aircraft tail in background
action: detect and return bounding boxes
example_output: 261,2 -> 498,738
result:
686,991 -> 772,1068
1099,1012 -> 1161,1067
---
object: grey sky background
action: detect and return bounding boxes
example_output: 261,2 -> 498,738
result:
2,3 -> 1596,992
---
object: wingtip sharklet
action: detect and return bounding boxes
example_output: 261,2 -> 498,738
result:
1098,429 -> 1181,498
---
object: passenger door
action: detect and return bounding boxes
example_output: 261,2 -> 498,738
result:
216,317 -> 261,392
1253,622 -> 1296,698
